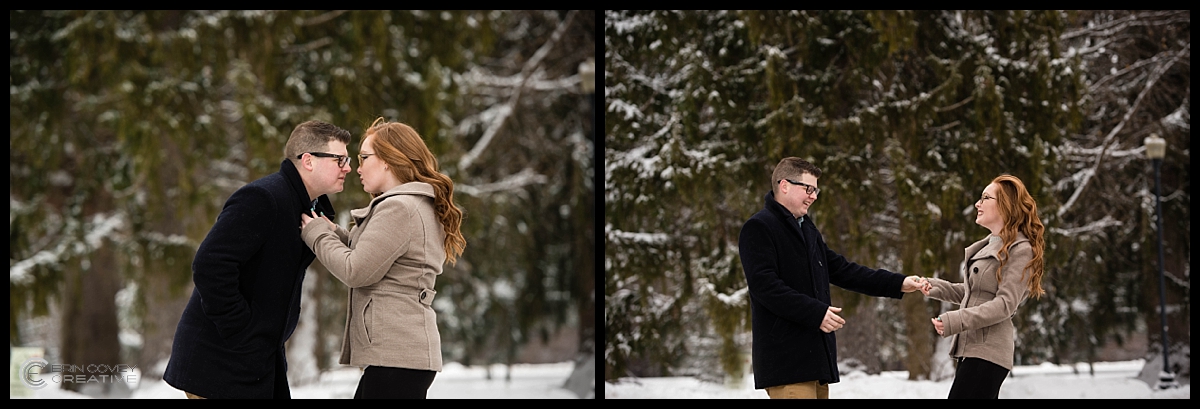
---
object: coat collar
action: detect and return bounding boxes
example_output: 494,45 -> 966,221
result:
280,158 -> 335,217
350,182 -> 436,220
763,190 -> 809,235
967,231 -> 1029,261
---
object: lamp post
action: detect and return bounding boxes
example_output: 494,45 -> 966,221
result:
1143,133 -> 1177,390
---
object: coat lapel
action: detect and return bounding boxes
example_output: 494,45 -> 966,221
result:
966,237 -> 997,262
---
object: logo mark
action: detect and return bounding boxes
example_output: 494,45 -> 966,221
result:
21,357 -> 49,389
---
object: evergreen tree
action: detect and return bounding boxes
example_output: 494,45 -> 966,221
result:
605,10 -> 1098,382
11,10 -> 595,392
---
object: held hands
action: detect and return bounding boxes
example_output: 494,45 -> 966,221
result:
820,306 -> 845,333
823,276 -> 933,334
902,275 -> 932,294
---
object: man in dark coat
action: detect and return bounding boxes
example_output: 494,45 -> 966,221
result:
738,157 -> 925,399
164,120 -> 352,398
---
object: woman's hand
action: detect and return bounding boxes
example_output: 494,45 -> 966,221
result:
932,316 -> 945,336
300,210 -> 334,231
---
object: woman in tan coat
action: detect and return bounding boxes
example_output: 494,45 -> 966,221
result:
920,174 -> 1045,399
301,117 -> 466,399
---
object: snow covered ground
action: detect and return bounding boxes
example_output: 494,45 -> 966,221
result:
13,361 -> 583,399
606,359 -> 1189,399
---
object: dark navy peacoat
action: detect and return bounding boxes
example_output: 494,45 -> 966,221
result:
738,191 -> 905,390
164,159 -> 335,398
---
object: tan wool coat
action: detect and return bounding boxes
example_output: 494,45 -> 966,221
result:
301,182 -> 447,371
926,232 -> 1033,370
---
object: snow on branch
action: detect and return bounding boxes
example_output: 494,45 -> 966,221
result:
1056,45 -> 1187,218
1047,215 -> 1123,237
698,277 -> 748,307
459,67 -> 581,92
10,212 -> 126,285
605,225 -> 671,247
1060,11 -> 1188,41
458,10 -> 578,171
455,168 -> 548,197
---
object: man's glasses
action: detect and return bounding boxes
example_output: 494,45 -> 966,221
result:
299,152 -> 350,168
782,179 -> 820,196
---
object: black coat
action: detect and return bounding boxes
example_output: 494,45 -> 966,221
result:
738,191 -> 904,389
164,159 -> 335,398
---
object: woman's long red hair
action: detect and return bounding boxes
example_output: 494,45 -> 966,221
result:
365,117 -> 466,265
992,174 -> 1046,299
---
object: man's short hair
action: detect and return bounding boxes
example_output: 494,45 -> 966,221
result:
284,120 -> 352,161
771,157 -> 822,195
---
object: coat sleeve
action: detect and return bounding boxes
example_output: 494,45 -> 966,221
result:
824,245 -> 905,299
191,185 -> 273,341
926,277 -> 966,304
302,198 -> 413,288
941,242 -> 1033,337
738,218 -> 828,331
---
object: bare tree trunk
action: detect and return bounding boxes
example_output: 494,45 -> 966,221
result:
59,245 -> 124,396
900,232 -> 934,380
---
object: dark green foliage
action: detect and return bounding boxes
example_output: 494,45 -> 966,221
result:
11,10 -> 595,378
605,10 -> 1188,382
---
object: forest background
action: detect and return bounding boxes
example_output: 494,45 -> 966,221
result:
10,10 -> 596,397
604,10 -> 1189,386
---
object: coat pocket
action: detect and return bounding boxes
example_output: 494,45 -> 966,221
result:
361,297 -> 373,344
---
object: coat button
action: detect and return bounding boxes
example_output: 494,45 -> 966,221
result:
421,292 -> 427,300
972,267 -> 979,275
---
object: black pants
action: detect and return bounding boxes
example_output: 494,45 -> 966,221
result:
354,365 -> 437,399
947,357 -> 1009,399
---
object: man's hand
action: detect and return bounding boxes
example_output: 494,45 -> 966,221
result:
902,275 -> 928,293
820,306 -> 845,333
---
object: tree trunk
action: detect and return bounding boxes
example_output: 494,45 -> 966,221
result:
900,235 -> 934,380
60,245 -> 124,396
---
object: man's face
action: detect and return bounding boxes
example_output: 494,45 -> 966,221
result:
779,173 -> 819,218
305,140 -> 350,196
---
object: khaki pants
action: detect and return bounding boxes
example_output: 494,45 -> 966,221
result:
766,380 -> 829,399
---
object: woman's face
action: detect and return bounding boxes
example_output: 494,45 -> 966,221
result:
358,134 -> 392,195
975,183 -> 1004,233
